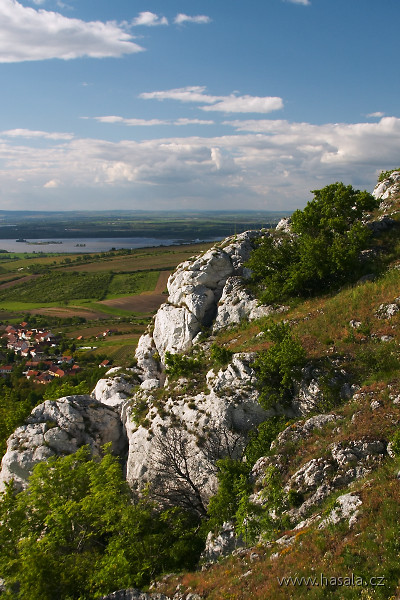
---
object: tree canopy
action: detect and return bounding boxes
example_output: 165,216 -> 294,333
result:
247,182 -> 379,303
0,445 -> 203,600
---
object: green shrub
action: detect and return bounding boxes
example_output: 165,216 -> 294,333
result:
164,352 -> 203,377
245,416 -> 288,465
253,321 -> 306,409
206,458 -> 251,531
390,430 -> 400,457
287,488 -> 304,508
210,343 -> 233,366
378,167 -> 400,182
247,182 -> 378,303
0,446 -> 204,600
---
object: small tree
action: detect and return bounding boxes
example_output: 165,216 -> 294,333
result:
248,182 -> 379,303
0,445 -> 203,600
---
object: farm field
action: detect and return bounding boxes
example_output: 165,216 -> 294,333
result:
0,242 -> 212,362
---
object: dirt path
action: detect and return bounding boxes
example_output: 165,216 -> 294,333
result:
0,274 -> 38,290
100,293 -> 167,313
29,306 -> 110,319
154,270 -> 170,294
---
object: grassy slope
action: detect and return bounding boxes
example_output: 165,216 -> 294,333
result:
153,196 -> 400,599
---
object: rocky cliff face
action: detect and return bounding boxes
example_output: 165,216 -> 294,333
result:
0,395 -> 127,492
0,233 -> 277,494
134,231 -> 278,382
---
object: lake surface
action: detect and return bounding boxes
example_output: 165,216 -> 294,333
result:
0,236 -> 222,254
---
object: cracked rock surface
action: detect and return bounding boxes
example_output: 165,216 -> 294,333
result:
0,396 -> 126,491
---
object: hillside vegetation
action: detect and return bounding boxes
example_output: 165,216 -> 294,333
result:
151,175 -> 400,600
0,173 -> 400,599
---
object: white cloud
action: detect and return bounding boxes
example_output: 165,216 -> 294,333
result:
201,95 -> 284,113
0,0 -> 143,62
140,86 -> 284,114
285,0 -> 311,5
94,116 -> 169,127
2,128 -> 74,140
140,86 -> 216,104
366,111 -> 385,118
174,118 -> 214,126
1,117 -> 399,210
43,178 -> 60,188
174,14 -> 211,25
132,12 -> 168,26
92,115 -> 214,126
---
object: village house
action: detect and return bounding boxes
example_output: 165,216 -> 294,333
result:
0,365 -> 13,377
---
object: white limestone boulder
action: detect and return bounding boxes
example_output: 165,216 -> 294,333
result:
135,231 -> 264,372
373,170 -> 400,201
0,396 -> 126,491
93,372 -> 136,408
153,303 -> 201,358
275,217 -> 292,234
135,333 -> 160,381
213,277 -> 276,332
124,353 -> 270,500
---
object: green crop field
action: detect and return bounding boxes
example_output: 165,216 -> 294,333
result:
105,271 -> 160,299
0,239 -> 215,360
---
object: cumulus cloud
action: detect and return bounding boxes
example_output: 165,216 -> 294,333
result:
285,0 -> 311,5
43,179 -> 60,188
366,111 -> 385,118
140,86 -> 284,114
1,117 -> 399,210
0,0 -> 143,62
132,12 -> 168,26
91,115 -> 214,126
201,95 -> 283,113
174,14 -> 211,25
1,128 -> 74,140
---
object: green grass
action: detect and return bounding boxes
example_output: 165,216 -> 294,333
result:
0,270 -> 160,306
105,271 -> 160,299
0,271 -> 112,303
0,301 -> 61,311
72,300 -> 147,317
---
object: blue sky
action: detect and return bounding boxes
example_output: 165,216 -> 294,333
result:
0,0 -> 399,211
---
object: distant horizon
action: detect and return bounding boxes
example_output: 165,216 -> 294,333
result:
0,0 -> 398,211
0,209 -> 293,215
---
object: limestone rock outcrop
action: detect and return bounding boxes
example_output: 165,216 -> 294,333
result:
134,231 -> 270,376
373,170 -> 400,202
213,276 -> 277,332
202,521 -> 244,563
93,368 -> 137,408
0,396 -> 126,491
124,353 -> 270,501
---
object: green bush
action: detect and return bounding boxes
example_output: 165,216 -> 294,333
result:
390,431 -> 400,457
287,488 -> 304,508
253,321 -> 306,409
206,458 -> 251,531
247,182 -> 379,303
245,416 -> 288,465
0,446 -> 203,600
210,343 -> 233,366
378,167 -> 400,182
164,351 -> 203,377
